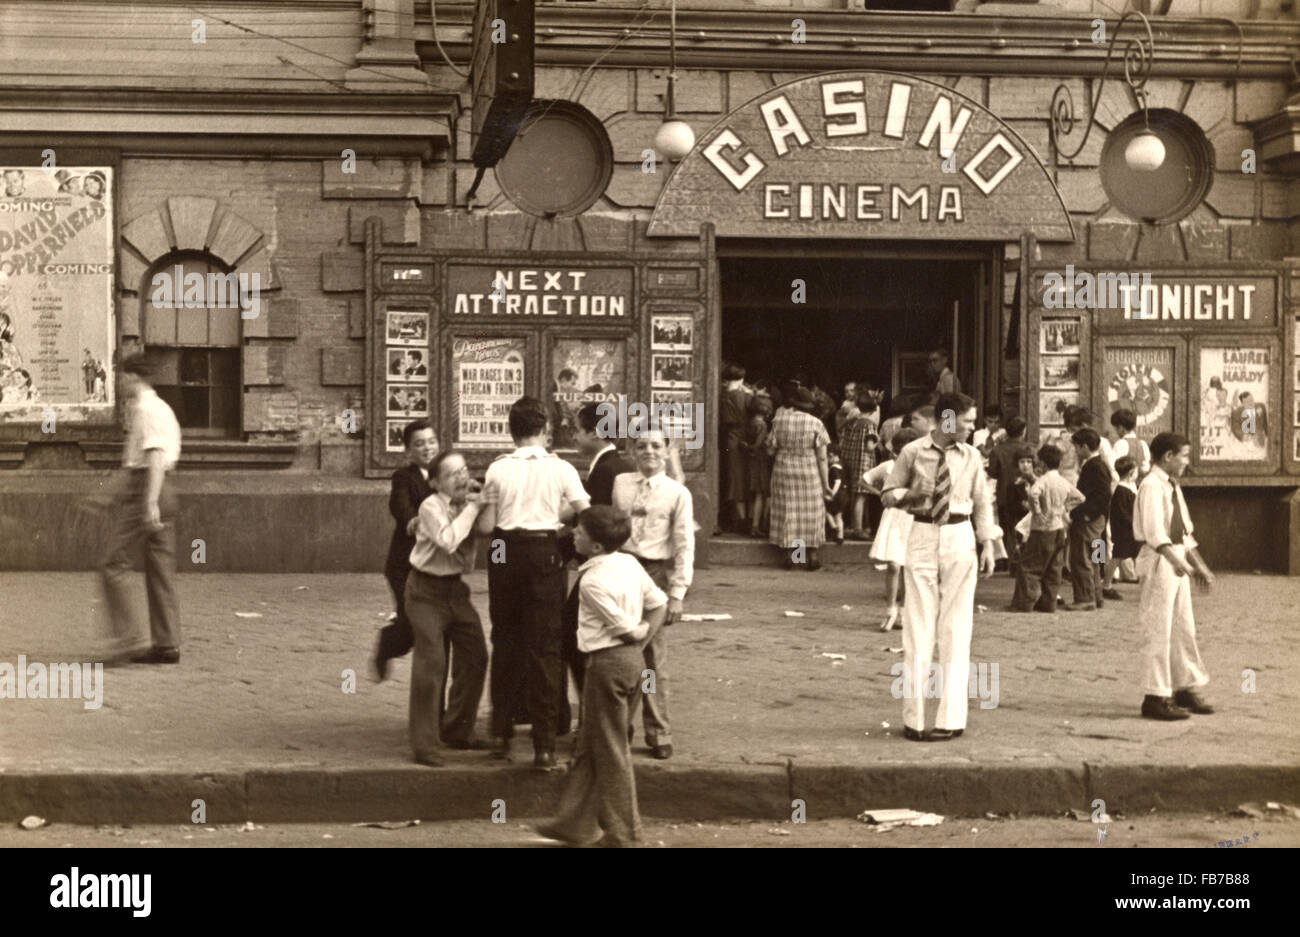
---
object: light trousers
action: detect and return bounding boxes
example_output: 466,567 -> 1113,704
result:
901,520 -> 977,732
1137,545 -> 1209,698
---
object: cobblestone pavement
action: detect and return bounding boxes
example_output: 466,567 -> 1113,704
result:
0,567 -> 1295,774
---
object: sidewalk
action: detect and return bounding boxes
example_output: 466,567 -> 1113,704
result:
1,567 -> 1297,823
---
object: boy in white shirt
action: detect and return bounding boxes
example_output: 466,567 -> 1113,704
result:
536,506 -> 668,848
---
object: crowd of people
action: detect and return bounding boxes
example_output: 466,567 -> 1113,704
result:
94,350 -> 1217,848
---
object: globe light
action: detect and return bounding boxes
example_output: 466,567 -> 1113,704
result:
1125,128 -> 1166,172
654,119 -> 695,161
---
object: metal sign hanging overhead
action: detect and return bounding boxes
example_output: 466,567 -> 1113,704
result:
469,0 -> 535,169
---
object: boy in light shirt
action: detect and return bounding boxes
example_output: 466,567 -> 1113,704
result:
535,506 -> 668,848
1009,444 -> 1084,614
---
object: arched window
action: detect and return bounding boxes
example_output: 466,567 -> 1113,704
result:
141,252 -> 242,437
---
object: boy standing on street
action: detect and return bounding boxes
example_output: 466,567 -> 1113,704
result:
1133,433 -> 1215,721
536,506 -> 668,848
477,397 -> 591,770
612,426 -> 694,760
405,451 -> 489,766
1010,445 -> 1084,614
1066,428 -> 1112,611
102,354 -> 183,664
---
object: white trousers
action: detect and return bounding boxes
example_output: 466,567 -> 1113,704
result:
1137,545 -> 1209,698
901,520 -> 977,732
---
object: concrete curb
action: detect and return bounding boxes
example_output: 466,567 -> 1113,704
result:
3,762 -> 1298,825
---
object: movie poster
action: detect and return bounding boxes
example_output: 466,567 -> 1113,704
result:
453,337 -> 526,448
1199,346 -> 1269,461
1101,346 -> 1173,440
550,338 -> 626,450
0,166 -> 114,420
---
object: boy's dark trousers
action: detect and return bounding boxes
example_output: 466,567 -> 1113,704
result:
380,566 -> 416,660
545,642 -> 644,846
999,506 -> 1024,577
101,470 -> 181,653
1068,514 -> 1107,607
405,570 -> 488,757
1014,528 -> 1068,612
488,529 -> 566,752
629,558 -> 672,747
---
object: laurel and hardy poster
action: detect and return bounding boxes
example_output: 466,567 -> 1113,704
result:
550,338 -> 626,450
1199,346 -> 1269,461
1101,346 -> 1173,440
0,166 -> 114,420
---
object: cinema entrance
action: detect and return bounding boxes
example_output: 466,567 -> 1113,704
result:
720,240 -> 998,407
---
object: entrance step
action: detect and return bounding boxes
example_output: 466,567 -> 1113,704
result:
707,535 -> 876,567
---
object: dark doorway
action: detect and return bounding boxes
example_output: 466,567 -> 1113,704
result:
720,254 -> 983,408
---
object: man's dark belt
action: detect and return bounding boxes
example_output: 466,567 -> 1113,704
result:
911,514 -> 970,525
412,568 -> 462,581
492,527 -> 557,539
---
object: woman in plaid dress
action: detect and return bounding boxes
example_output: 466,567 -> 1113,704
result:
767,387 -> 831,570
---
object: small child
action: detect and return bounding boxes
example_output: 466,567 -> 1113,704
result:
1005,445 -> 1036,609
1010,444 -> 1084,613
841,385 -> 881,540
825,445 -> 848,544
536,506 -> 668,848
862,427 -> 921,631
1102,456 -> 1139,598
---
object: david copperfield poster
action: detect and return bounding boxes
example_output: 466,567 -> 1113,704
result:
0,166 -> 114,420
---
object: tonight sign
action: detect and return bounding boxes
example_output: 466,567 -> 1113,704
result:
646,71 -> 1073,241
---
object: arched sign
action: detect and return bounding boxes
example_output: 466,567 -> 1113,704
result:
647,70 -> 1073,242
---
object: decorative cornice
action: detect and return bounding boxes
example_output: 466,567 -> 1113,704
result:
421,4 -> 1300,80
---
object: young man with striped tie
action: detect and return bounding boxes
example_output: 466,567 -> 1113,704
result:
881,392 -> 1000,742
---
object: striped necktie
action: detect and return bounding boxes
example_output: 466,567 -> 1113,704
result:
931,443 -> 951,524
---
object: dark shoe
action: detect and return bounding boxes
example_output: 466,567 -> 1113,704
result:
1004,604 -> 1033,613
1141,695 -> 1191,721
413,753 -> 445,768
902,726 -> 926,742
845,530 -> 871,542
533,750 -> 557,771
131,647 -> 180,664
373,651 -> 390,683
532,822 -> 581,846
1173,689 -> 1215,714
1102,588 -> 1123,601
651,744 -> 673,760
443,738 -> 492,751
926,728 -> 964,742
490,738 -> 511,761
806,550 -> 822,571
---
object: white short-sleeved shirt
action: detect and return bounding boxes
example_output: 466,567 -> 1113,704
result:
123,387 -> 181,471
576,551 -> 668,653
480,445 -> 589,530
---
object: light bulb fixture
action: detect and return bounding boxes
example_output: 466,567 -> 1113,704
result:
1049,11 -> 1163,171
655,0 -> 695,162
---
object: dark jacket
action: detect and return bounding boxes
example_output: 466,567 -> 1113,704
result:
385,463 -> 433,575
987,437 -> 1026,513
586,446 -> 633,507
1070,455 -> 1112,524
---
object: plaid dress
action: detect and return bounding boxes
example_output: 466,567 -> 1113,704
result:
768,408 -> 830,549
839,413 -> 878,496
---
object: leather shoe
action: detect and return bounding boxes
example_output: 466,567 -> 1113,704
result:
413,753 -> 445,768
1173,689 -> 1215,714
373,652 -> 389,682
651,744 -> 673,760
926,728 -> 964,741
1141,695 -> 1190,720
902,726 -> 925,742
1102,588 -> 1123,601
533,750 -> 557,771
131,647 -> 180,664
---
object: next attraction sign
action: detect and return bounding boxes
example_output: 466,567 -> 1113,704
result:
647,70 -> 1073,241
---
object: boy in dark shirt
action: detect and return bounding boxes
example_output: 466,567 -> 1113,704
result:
1102,456 -> 1140,601
1066,428 -> 1113,611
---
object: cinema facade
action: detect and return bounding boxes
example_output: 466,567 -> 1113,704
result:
2,0 -> 1300,574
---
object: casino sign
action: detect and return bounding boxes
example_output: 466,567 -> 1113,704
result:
648,71 -> 1073,242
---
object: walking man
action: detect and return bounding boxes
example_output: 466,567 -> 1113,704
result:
476,397 -> 590,770
882,392 -> 998,741
1133,433 -> 1215,720
102,354 -> 182,664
